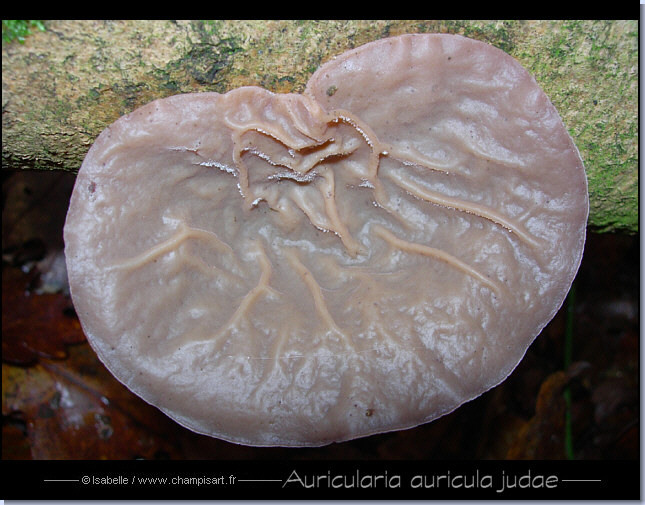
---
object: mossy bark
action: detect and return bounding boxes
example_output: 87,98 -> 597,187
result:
2,20 -> 637,233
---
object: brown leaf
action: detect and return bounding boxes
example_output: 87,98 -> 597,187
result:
2,265 -> 85,365
506,371 -> 569,459
2,345 -> 185,459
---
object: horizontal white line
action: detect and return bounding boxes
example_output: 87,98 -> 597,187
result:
237,479 -> 283,482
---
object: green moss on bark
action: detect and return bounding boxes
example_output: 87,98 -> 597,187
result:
2,20 -> 637,233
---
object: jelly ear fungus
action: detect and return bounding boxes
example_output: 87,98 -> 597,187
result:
64,33 -> 588,447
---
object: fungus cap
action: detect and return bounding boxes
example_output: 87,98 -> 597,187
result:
64,33 -> 588,447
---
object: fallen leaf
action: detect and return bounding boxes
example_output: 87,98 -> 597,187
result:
2,345 -> 186,459
2,265 -> 85,365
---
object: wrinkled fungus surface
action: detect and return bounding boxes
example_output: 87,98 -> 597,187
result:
64,34 -> 588,447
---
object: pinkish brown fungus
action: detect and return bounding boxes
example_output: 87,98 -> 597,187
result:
64,34 -> 588,447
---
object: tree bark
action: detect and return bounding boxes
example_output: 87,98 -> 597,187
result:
2,20 -> 637,233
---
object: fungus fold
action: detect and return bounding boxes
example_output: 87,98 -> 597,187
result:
64,34 -> 588,446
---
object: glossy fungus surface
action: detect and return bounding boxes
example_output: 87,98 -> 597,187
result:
64,34 -> 588,446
